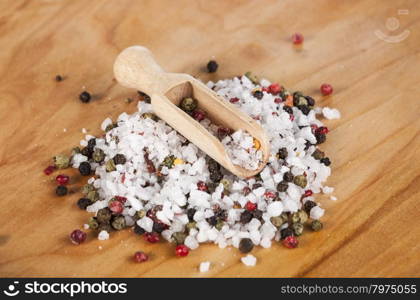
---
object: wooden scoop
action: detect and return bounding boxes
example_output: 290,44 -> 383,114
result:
114,46 -> 270,178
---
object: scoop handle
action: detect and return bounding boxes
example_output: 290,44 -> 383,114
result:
114,46 -> 167,95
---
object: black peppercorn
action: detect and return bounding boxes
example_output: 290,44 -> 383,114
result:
55,75 -> 63,82
187,208 -> 196,221
298,105 -> 310,115
252,209 -> 263,220
78,161 -> 91,176
206,216 -> 217,226
207,60 -> 218,73
240,210 -> 253,224
277,147 -> 288,159
207,159 -> 220,172
56,185 -> 68,196
321,157 -> 331,166
133,223 -> 145,235
277,181 -> 289,192
303,200 -> 317,214
283,171 -> 294,182
239,238 -> 254,253
77,197 -> 92,209
316,133 -> 326,144
113,154 -> 127,165
87,138 -> 96,149
305,96 -> 315,106
292,91 -> 303,103
79,91 -> 91,103
98,223 -> 112,233
283,105 -> 293,114
210,171 -> 223,182
152,221 -> 166,233
280,227 -> 294,240
80,147 -> 93,159
312,149 -> 325,160
138,91 -> 151,103
253,90 -> 264,100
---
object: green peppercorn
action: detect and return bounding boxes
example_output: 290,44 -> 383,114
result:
277,181 -> 289,192
141,112 -> 158,121
87,190 -> 99,202
162,155 -> 175,169
92,148 -> 105,163
220,178 -> 231,191
71,147 -> 81,156
113,154 -> 126,165
311,220 -> 323,231
185,221 -> 196,231
96,208 -> 112,224
312,149 -> 325,160
280,227 -> 294,240
180,97 -> 198,112
53,154 -> 70,169
239,238 -> 254,253
82,183 -> 95,195
215,220 -> 224,231
135,209 -> 146,220
296,96 -> 308,106
88,217 -> 99,230
105,159 -> 116,172
291,210 -> 308,224
292,222 -> 304,236
293,175 -> 307,188
105,123 -> 117,132
292,91 -> 303,105
280,212 -> 289,224
244,71 -> 259,84
270,216 -> 284,228
98,223 -> 112,233
111,215 -> 126,230
172,232 -> 187,245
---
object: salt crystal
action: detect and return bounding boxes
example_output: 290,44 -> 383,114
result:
322,107 -> 341,120
241,254 -> 257,266
98,230 -> 109,240
199,261 -> 211,273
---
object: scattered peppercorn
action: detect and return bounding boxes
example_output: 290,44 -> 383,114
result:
303,200 -> 317,214
315,132 -> 326,144
292,222 -> 304,236
252,209 -> 263,220
293,175 -> 307,188
283,171 -> 294,182
152,221 -> 166,233
53,154 -> 70,169
277,147 -> 288,160
312,149 -> 325,160
44,165 -> 56,175
105,159 -> 116,172
240,210 -> 253,224
239,238 -> 254,253
180,97 -> 198,112
56,174 -> 69,185
253,90 -> 264,100
78,161 -> 91,176
138,91 -> 151,103
320,157 -> 331,166
141,112 -> 158,121
96,208 -> 112,224
55,75 -> 63,82
291,32 -> 304,45
77,198 -> 92,210
70,229 -> 87,245
206,60 -> 218,73
144,232 -> 160,243
186,221 -> 197,231
111,215 -> 126,230
280,228 -> 294,240
79,91 -> 91,103
283,235 -> 298,248
192,110 -> 206,121
320,83 -> 333,96
206,216 -> 217,226
105,123 -> 118,132
81,183 -> 95,195
80,147 -> 93,159
175,244 -> 189,257
270,216 -> 284,228
311,220 -> 323,231
109,200 -> 124,215
305,96 -> 315,106
172,232 -> 187,245
133,224 -> 145,235
98,223 -> 112,232
92,148 -> 105,163
245,201 -> 257,211
56,185 -> 68,196
283,105 -> 293,114
134,251 -> 149,263
298,105 -> 310,115
88,217 -> 99,230
277,181 -> 289,193
113,154 -> 126,165
209,170 -> 223,183
162,155 -> 175,169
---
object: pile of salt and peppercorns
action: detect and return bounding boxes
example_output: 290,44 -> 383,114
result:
46,34 -> 338,267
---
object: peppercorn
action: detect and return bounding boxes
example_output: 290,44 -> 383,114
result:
112,154 -> 126,165
77,197 -> 92,210
316,132 -> 326,144
88,217 -> 99,230
78,161 -> 91,176
55,75 -> 63,82
172,232 -> 187,245
292,222 -> 304,236
283,235 -> 299,248
80,147 -> 93,159
210,170 -> 223,182
220,178 -> 231,191
292,210 -> 308,224
70,229 -> 87,245
134,251 -> 149,263
239,238 -> 254,253
277,147 -> 288,160
321,157 -> 331,166
186,221 -> 197,231
283,105 -> 293,114
280,227 -> 294,240
240,210 -> 253,224
105,159 -> 116,172
293,175 -> 307,188
125,97 -> 133,103
141,112 -> 158,121
207,60 -> 218,73
207,158 -> 220,172
111,215 -> 126,230
186,208 -> 196,221
152,221 -> 166,233
71,147 -> 81,156
252,209 -> 263,220
79,91 -> 91,103
138,91 -> 151,103
283,171 -> 294,182
98,223 -> 112,233
244,71 -> 259,84
312,149 -> 325,160
215,220 -> 224,231
305,96 -> 315,106
320,83 -> 333,96
303,200 -> 317,214
270,216 -> 284,228
180,97 -> 198,112
81,183 -> 95,195
135,209 -> 146,220
53,154 -> 70,169
56,185 -> 68,196
105,123 -> 117,132
133,223 -> 145,235
276,181 -> 289,193
87,138 -> 96,148
96,208 -> 112,224
292,91 -> 303,104
311,220 -> 323,231
162,155 -> 175,169
298,105 -> 310,115
214,208 -> 227,221
92,148 -> 105,163
206,216 -> 217,226
253,90 -> 264,100
175,244 -> 189,257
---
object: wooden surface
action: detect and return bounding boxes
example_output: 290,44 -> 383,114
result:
0,0 -> 419,277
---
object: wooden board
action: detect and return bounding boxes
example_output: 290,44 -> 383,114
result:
0,0 -> 419,277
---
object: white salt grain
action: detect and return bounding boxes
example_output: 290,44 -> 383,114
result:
98,230 -> 109,240
241,254 -> 257,267
322,107 -> 341,120
199,261 -> 211,273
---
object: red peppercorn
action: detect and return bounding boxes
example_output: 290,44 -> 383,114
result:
320,83 -> 333,96
245,201 -> 257,211
144,232 -> 160,243
291,33 -> 304,45
316,126 -> 329,135
109,200 -> 124,214
283,235 -> 298,249
261,87 -> 269,92
114,196 -> 127,204
44,165 -> 55,175
175,244 -> 189,257
192,110 -> 206,121
304,190 -> 313,197
274,97 -> 282,104
229,97 -> 240,103
310,124 -> 318,133
70,229 -> 87,245
56,174 -> 70,185
268,83 -> 281,95
134,251 -> 149,263
197,181 -> 208,192
243,186 -> 251,196
264,191 -> 277,199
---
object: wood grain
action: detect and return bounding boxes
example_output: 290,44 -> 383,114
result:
0,0 -> 419,277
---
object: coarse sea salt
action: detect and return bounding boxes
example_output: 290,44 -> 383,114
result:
322,107 -> 341,120
241,254 -> 257,266
72,75 -> 340,256
199,261 -> 211,273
